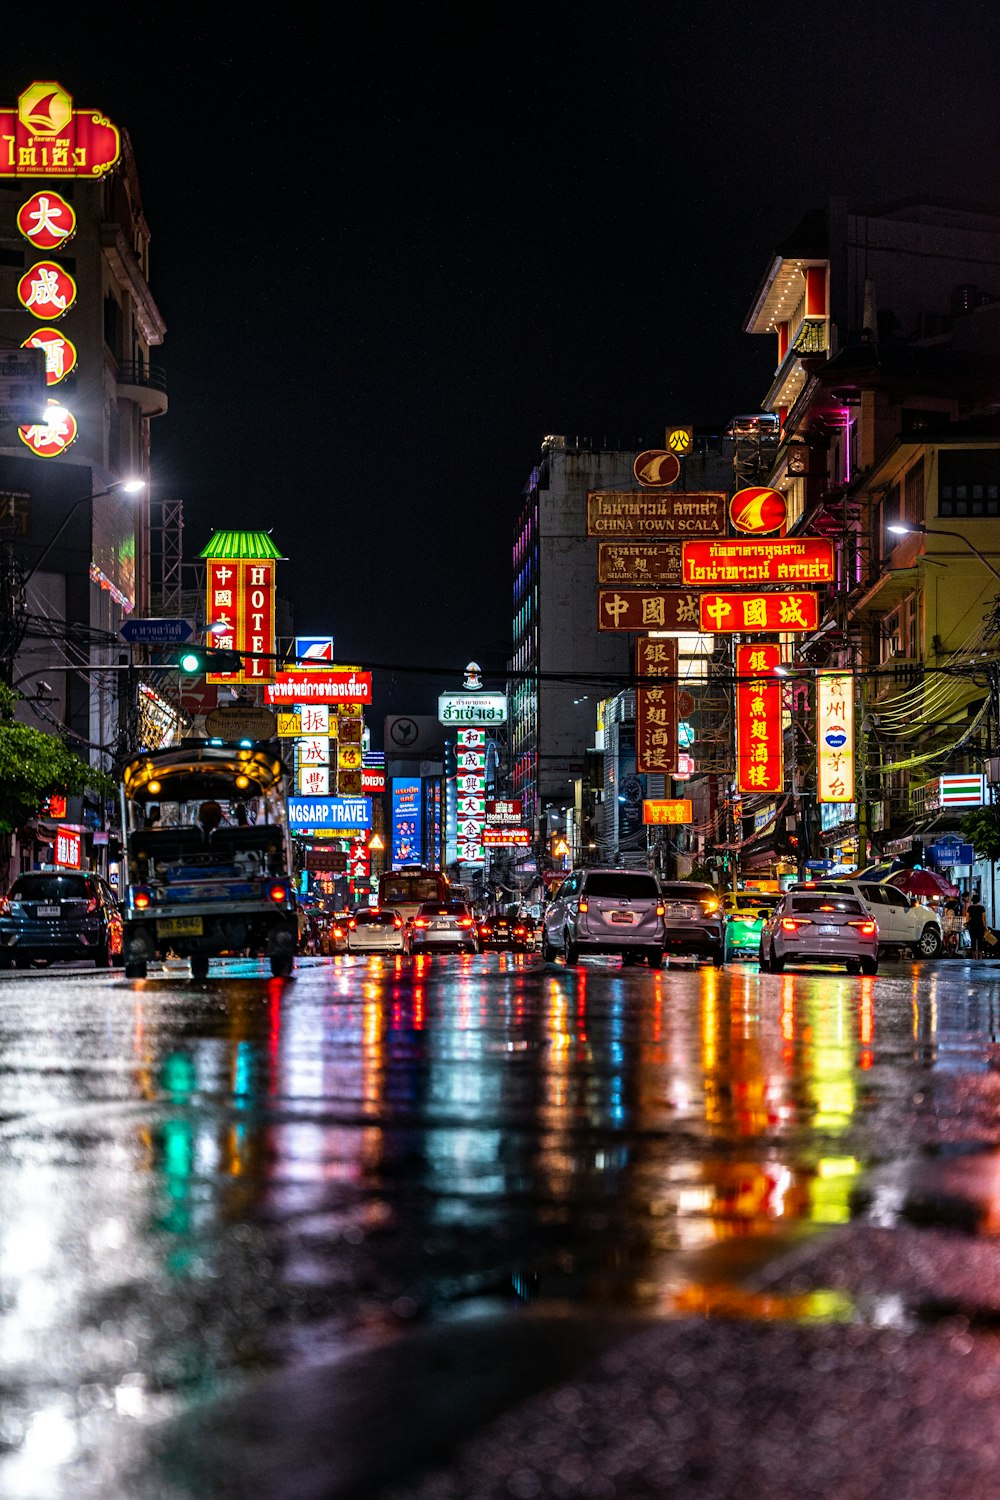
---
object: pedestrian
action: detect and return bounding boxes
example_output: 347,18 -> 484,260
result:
942,898 -> 961,957
144,804 -> 161,829
966,894 -> 988,958
197,800 -> 224,837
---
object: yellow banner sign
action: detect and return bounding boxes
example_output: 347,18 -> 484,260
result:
817,672 -> 855,802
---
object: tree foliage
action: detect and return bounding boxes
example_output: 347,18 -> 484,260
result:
959,807 -> 1000,864
0,684 -> 114,833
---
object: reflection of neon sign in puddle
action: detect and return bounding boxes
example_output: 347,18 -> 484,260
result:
672,1283 -> 854,1323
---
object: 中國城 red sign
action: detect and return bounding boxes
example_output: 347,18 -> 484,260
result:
736,643 -> 783,794
264,670 -> 372,705
17,189 -> 76,248
699,592 -> 819,634
729,487 -> 787,535
206,558 -> 276,685
0,82 -> 121,177
682,537 -> 835,586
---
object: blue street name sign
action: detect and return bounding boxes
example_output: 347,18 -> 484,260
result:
119,617 -> 195,645
805,858 -> 834,871
287,796 -> 372,830
930,841 -> 974,866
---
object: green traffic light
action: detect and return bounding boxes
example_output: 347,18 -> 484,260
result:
178,649 -> 202,673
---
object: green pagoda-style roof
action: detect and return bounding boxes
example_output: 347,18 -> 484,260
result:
199,530 -> 284,560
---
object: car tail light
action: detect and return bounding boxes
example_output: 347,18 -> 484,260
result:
0,896 -> 8,915
269,884 -> 287,904
348,918 -> 357,929
514,927 -> 526,936
578,898 -> 589,913
655,903 -> 665,918
849,919 -> 877,935
458,917 -> 474,928
394,917 -> 403,929
781,917 -> 812,932
480,924 -> 492,935
702,898 -> 720,914
332,926 -> 344,939
413,918 -> 430,928
133,888 -> 151,910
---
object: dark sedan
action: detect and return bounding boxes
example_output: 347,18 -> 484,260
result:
0,871 -> 123,968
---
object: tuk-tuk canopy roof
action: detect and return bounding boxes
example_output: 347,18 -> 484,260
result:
122,741 -> 289,804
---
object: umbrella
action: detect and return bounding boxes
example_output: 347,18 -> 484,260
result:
855,860 -> 905,883
886,868 -> 959,900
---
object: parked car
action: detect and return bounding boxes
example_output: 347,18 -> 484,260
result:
410,900 -> 480,954
724,891 -> 779,960
801,879 -> 942,959
0,871 -> 123,968
760,890 -> 878,974
479,915 -> 513,949
346,907 -> 408,955
658,881 -> 725,965
542,868 -> 665,967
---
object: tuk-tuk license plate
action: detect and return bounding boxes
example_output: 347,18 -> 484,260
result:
157,916 -> 204,938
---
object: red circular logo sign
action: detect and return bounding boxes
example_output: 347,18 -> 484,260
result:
729,487 -> 787,534
16,191 -> 76,250
18,401 -> 78,458
633,449 -> 680,487
17,261 -> 77,320
22,328 -> 77,385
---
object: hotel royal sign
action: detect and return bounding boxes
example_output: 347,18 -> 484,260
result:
1,82 -> 121,177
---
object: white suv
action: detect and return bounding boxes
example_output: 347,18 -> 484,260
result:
802,880 -> 942,960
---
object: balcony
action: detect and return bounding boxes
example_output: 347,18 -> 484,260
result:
116,360 -> 168,418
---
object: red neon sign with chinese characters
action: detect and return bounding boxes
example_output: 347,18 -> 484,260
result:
18,400 -> 77,458
635,637 -> 678,775
17,260 -> 76,319
17,190 -> 76,248
736,643 -> 783,794
55,827 -> 81,868
699,592 -> 819,634
22,327 -> 76,384
0,82 -> 121,178
206,559 -> 276,685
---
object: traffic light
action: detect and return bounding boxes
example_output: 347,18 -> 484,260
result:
177,645 -> 244,674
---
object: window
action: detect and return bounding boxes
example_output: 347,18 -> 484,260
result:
583,873 -> 659,899
938,449 -> 1000,518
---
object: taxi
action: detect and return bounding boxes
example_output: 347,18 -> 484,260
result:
724,891 -> 779,960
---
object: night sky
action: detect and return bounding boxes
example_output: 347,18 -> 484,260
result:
4,5 -> 1000,726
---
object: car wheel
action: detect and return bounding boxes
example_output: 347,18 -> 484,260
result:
541,930 -> 558,962
190,953 -> 210,981
861,958 -> 879,975
770,944 -> 785,973
647,948 -> 663,970
758,945 -> 771,972
914,925 -> 942,960
846,958 -> 862,975
94,943 -> 111,969
563,932 -> 579,966
124,959 -> 147,979
711,947 -> 724,968
270,952 -> 294,978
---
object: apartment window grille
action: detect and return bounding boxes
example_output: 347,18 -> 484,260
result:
938,449 -> 1000,518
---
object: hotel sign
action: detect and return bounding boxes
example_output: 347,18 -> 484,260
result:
598,590 -> 700,632
682,537 -> 835,586
699,592 -> 819,633
586,491 -> 726,537
597,541 -> 682,586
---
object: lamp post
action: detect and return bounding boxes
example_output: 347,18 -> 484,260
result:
23,477 -> 146,587
886,521 -> 1000,583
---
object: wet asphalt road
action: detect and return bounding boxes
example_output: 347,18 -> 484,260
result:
4,951 -> 1000,1498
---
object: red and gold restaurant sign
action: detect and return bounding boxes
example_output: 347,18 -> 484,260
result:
699,591 -> 819,634
642,799 -> 693,825
22,327 -> 76,384
587,491 -> 726,538
483,826 -> 531,846
736,643 -> 783,794
597,541 -> 682,586
632,449 -> 680,487
682,537 -> 835,586
18,260 -> 76,320
55,826 -> 81,868
264,670 -> 372,706
17,189 -> 76,249
18,400 -> 77,458
729,486 -> 787,535
1,81 -> 121,177
636,637 -> 677,775
598,590 -> 700,632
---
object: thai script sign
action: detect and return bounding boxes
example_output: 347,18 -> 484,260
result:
438,691 -> 507,724
597,541 -> 683,586
642,800 -> 693,824
0,81 -> 121,177
586,491 -> 726,537
264,670 -> 372,704
736,643 -> 783,794
682,538 -> 835,586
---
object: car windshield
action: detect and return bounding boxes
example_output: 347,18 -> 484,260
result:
417,902 -> 469,916
382,878 -> 442,902
354,911 -> 397,926
732,895 -> 776,910
584,874 -> 660,899
11,875 -> 90,900
788,895 -> 866,915
660,884 -> 714,901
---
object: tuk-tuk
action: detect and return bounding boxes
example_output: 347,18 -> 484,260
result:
119,740 -> 298,980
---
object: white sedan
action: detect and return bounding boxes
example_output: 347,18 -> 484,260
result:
346,908 -> 408,955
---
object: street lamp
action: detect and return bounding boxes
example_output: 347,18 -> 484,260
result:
886,521 -> 1000,583
24,477 -> 146,587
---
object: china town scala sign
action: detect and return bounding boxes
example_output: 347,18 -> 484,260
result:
1,82 -> 121,177
438,691 -> 508,725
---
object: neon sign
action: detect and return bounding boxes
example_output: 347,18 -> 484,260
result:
0,81 -> 121,177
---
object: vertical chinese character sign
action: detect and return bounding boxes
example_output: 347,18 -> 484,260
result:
817,672 -> 855,803
635,637 -> 678,774
457,728 -> 486,862
736,643 -> 783,794
201,532 -> 281,685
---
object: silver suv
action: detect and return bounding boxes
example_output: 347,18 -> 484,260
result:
542,868 -> 665,967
